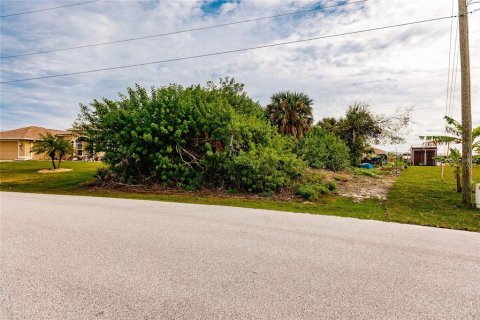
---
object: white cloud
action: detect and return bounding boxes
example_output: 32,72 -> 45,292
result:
1,0 -> 479,153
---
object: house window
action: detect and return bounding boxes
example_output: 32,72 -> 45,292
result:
76,141 -> 83,157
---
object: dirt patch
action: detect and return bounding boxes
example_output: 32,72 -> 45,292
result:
38,168 -> 73,174
319,169 -> 400,202
84,168 -> 401,203
336,175 -> 397,202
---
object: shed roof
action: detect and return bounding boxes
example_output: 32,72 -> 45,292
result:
371,147 -> 387,155
0,126 -> 72,141
411,145 -> 438,150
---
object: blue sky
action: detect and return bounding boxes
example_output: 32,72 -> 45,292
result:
201,0 -> 240,13
0,0 -> 479,152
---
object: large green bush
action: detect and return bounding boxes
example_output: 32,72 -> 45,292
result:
228,146 -> 304,193
75,79 -> 305,192
295,127 -> 350,171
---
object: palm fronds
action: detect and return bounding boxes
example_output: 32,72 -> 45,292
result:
266,91 -> 314,139
33,132 -> 74,169
419,135 -> 460,145
420,116 -> 479,150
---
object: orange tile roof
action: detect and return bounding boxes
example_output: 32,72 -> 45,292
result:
0,126 -> 73,141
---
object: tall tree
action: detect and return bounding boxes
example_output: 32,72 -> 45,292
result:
266,91 -> 314,139
318,103 -> 412,165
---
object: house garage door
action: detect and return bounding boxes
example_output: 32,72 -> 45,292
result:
0,141 -> 18,160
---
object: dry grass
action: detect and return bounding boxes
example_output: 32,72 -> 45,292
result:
38,168 -> 73,173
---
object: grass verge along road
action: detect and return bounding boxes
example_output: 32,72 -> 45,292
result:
1,161 -> 479,231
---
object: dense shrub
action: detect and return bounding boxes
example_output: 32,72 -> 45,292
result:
296,184 -> 319,201
295,127 -> 350,171
227,147 -> 305,192
95,167 -> 114,182
326,181 -> 337,191
76,79 -> 305,192
295,183 -> 330,201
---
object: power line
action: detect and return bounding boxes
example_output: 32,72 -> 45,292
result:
445,0 -> 455,120
450,37 -> 461,118
1,0 -> 367,59
0,0 -> 101,18
448,20 -> 460,117
0,15 -> 461,84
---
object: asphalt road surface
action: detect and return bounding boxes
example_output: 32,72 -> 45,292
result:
1,192 -> 479,319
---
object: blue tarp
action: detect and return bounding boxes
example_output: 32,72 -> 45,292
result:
359,163 -> 374,169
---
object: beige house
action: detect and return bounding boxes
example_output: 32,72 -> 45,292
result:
0,126 -> 88,161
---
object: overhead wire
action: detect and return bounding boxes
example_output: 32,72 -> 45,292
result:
445,0 -> 455,120
0,15 -> 463,84
447,3 -> 479,118
0,0 -> 101,18
448,18 -> 460,118
450,34 -> 461,119
1,0 -> 368,59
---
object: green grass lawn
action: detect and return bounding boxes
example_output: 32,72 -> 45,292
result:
0,161 -> 105,194
386,166 -> 480,231
1,161 -> 479,231
0,161 -> 385,219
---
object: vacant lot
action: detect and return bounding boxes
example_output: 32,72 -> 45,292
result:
1,161 -> 479,231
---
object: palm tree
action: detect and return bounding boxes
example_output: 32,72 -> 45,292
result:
435,148 -> 462,192
33,133 -> 58,169
56,138 -> 74,168
33,133 -> 73,169
420,116 -> 480,151
266,91 -> 314,139
421,116 -> 479,183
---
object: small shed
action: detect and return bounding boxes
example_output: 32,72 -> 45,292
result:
410,146 -> 438,166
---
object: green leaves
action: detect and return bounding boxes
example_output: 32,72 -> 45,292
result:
420,116 -> 480,154
32,132 -> 74,169
419,135 -> 460,144
296,127 -> 350,172
266,91 -> 314,139
226,147 -> 305,193
318,103 -> 413,165
76,78 -> 304,192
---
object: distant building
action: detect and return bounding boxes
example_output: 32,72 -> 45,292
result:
363,147 -> 388,166
410,145 -> 438,166
371,147 -> 387,156
0,126 -> 91,161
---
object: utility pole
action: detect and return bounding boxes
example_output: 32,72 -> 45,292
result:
458,0 -> 473,207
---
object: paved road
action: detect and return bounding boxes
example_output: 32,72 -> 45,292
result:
1,192 -> 479,319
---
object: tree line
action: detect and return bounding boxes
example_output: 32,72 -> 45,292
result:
73,78 -> 412,193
